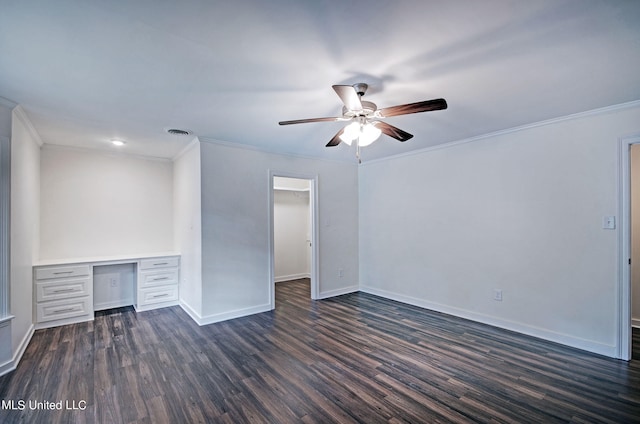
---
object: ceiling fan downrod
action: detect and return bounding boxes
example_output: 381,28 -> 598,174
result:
353,82 -> 368,97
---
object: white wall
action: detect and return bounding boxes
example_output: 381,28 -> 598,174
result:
0,99 -> 12,137
274,188 -> 310,282
39,146 -> 174,260
93,263 -> 135,310
359,105 -> 640,357
198,140 -> 358,323
631,144 -> 640,327
0,99 -> 15,373
7,106 -> 40,373
173,140 -> 203,317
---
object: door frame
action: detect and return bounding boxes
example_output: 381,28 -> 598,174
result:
617,134 -> 640,360
268,170 -> 319,309
0,134 -> 10,319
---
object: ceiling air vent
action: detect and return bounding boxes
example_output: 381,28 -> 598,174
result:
166,128 -> 192,136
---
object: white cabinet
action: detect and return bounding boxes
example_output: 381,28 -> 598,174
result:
36,297 -> 92,323
135,256 -> 180,312
33,254 -> 180,328
139,257 -> 179,270
34,265 -> 90,280
35,277 -> 91,302
33,264 -> 93,328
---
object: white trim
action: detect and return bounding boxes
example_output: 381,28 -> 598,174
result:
275,273 -> 311,283
0,97 -> 17,109
0,135 -> 10,319
268,170 -> 320,309
0,359 -> 12,377
179,299 -> 201,323
0,323 -> 34,377
617,134 -> 640,360
362,100 -> 640,166
361,285 -> 617,357
12,106 -> 43,147
40,142 -> 173,163
318,285 -> 359,299
94,300 -> 134,311
171,136 -> 200,161
273,186 -> 310,192
0,314 -> 14,325
199,136 -> 352,165
180,301 -> 271,326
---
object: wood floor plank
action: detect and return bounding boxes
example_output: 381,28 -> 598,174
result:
1,278 -> 640,423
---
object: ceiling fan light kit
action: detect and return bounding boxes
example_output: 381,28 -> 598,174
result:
339,119 -> 382,147
278,82 -> 447,162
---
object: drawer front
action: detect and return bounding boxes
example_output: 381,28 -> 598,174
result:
139,269 -> 179,287
139,286 -> 178,305
139,257 -> 179,270
35,265 -> 91,280
36,297 -> 91,323
36,278 -> 90,302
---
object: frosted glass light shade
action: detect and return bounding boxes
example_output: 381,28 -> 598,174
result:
339,122 -> 360,146
358,123 -> 381,146
338,121 -> 381,147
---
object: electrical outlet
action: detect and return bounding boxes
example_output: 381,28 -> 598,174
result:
338,269 -> 344,278
110,277 -> 118,288
493,289 -> 503,301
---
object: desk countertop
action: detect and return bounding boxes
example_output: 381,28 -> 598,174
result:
34,252 -> 180,267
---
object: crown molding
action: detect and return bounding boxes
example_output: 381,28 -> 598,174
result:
361,99 -> 640,166
198,136 -> 355,165
171,136 -> 200,161
12,105 -> 43,147
41,143 -> 173,162
0,97 -> 17,109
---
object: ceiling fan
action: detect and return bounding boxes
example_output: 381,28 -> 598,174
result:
278,83 -> 447,161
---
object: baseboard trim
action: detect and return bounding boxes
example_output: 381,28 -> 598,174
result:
275,273 -> 310,283
179,300 -> 202,324
180,301 -> 272,326
360,286 -> 617,358
94,299 -> 134,311
319,285 -> 359,299
0,359 -> 12,376
0,323 -> 34,377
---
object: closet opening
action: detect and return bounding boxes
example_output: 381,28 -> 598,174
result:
269,172 -> 318,309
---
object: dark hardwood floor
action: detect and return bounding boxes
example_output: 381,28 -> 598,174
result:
1,279 -> 640,423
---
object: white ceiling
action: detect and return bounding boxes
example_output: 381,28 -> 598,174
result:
1,0 -> 639,162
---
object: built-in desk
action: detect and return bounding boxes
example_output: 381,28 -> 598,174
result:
33,253 -> 180,329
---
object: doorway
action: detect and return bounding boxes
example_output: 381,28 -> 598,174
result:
631,145 -> 640,328
619,135 -> 640,360
269,172 -> 318,309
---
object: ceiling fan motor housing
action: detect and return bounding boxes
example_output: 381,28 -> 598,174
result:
342,100 -> 377,118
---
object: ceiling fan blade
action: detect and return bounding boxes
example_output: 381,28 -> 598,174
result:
332,85 -> 363,112
379,98 -> 447,117
279,117 -> 341,125
373,121 -> 414,142
326,128 -> 345,147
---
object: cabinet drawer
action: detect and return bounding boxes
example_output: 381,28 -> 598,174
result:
36,297 -> 91,323
35,265 -> 90,280
36,277 -> 90,302
139,269 -> 179,287
139,286 -> 178,305
139,257 -> 179,270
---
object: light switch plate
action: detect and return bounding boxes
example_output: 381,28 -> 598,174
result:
602,216 -> 616,230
